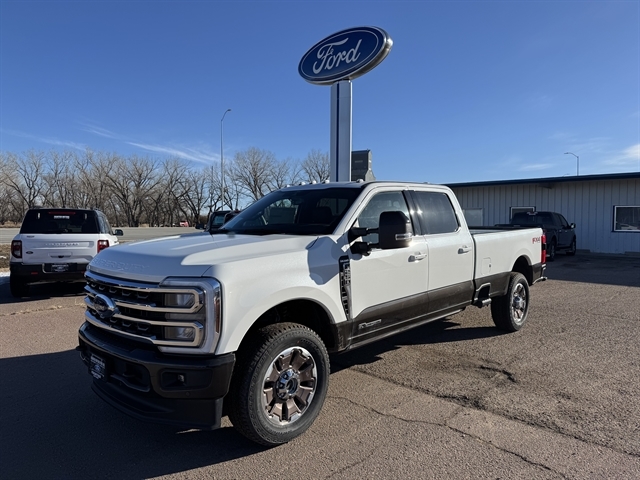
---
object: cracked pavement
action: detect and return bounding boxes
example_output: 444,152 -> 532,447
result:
1,254 -> 639,479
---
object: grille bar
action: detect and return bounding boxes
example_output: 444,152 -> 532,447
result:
84,270 -> 206,347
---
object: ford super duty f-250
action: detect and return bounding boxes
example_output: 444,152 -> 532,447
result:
77,181 -> 546,445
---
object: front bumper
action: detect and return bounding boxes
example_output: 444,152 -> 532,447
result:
77,322 -> 235,430
10,262 -> 87,284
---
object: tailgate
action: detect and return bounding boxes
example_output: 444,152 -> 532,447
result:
19,234 -> 97,265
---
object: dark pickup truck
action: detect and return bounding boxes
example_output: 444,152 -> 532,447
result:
506,211 -> 576,261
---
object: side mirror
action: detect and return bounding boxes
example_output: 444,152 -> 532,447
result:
570,223 -> 576,229
195,223 -> 204,230
378,211 -> 412,249
114,229 -> 124,236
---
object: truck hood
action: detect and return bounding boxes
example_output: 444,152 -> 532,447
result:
88,232 -> 319,283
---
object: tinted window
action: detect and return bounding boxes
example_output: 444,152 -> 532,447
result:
511,212 -> 553,226
222,187 -> 363,235
356,191 -> 411,243
412,191 -> 459,234
20,209 -> 99,234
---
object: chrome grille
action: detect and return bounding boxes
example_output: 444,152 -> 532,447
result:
84,270 -> 206,347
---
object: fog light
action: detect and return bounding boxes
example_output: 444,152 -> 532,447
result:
165,326 -> 196,341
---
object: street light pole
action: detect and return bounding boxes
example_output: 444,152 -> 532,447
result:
221,108 -> 231,209
564,152 -> 579,176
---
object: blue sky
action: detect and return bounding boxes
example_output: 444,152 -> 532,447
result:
1,0 -> 638,184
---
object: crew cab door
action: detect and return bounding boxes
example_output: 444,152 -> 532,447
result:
346,190 -> 429,343
555,213 -> 573,248
409,189 -> 475,314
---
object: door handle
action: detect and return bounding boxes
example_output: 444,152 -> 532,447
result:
410,252 -> 427,261
458,246 -> 472,254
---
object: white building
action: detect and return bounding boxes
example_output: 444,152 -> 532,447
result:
447,172 -> 640,256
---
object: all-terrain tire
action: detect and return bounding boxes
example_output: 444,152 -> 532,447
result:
566,237 -> 577,256
491,272 -> 530,332
227,323 -> 330,446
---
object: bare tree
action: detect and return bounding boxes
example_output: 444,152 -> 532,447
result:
230,147 -> 279,202
41,150 -> 78,207
2,151 -> 47,212
300,149 -> 330,183
103,155 -> 162,226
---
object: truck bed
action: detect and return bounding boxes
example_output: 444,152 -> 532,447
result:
470,226 -> 543,282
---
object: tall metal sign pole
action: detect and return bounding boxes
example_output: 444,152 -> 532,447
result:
220,108 -> 231,209
299,27 -> 392,182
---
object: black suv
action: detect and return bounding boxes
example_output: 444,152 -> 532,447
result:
510,211 -> 576,261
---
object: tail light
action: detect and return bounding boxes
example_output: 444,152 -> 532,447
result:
541,234 -> 546,263
11,240 -> 22,259
97,240 -> 109,253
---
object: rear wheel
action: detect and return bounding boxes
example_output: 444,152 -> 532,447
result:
227,323 -> 330,446
547,239 -> 557,261
10,276 -> 29,298
566,237 -> 576,256
491,272 -> 529,332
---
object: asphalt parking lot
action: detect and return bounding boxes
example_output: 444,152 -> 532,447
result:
0,253 -> 639,479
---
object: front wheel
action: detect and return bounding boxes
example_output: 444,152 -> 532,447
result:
566,237 -> 576,256
491,272 -> 530,332
227,323 -> 330,446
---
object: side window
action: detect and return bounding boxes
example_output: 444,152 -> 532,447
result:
413,191 -> 459,234
100,214 -> 113,234
356,191 -> 411,244
558,214 -> 569,228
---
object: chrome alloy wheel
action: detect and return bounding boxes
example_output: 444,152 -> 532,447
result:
261,346 -> 317,425
510,282 -> 528,325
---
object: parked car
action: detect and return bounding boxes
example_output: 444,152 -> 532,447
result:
77,181 -> 546,446
507,211 -> 576,261
9,208 -> 123,297
195,210 -> 236,231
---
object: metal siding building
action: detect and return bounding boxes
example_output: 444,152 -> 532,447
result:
447,173 -> 640,255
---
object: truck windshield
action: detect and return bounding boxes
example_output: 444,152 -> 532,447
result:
220,187 -> 363,235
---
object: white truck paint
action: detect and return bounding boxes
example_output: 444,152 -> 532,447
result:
78,181 -> 546,446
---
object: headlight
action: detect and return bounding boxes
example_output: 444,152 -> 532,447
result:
165,325 -> 198,341
159,277 -> 222,354
165,292 -> 195,308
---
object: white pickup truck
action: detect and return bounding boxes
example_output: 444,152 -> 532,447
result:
77,181 -> 546,445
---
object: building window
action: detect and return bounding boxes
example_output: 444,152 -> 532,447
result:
510,206 -> 535,219
462,208 -> 483,226
613,206 -> 640,232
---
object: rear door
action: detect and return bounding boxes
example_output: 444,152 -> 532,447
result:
410,189 -> 475,314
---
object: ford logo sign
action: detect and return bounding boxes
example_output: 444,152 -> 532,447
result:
299,26 -> 392,85
93,294 -> 118,321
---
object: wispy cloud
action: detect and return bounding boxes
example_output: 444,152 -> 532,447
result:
127,142 -> 215,165
0,128 -> 87,151
519,163 -> 554,172
603,144 -> 640,167
80,122 -> 220,165
79,123 -> 121,140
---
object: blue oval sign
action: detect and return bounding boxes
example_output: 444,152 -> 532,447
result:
299,26 -> 392,85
